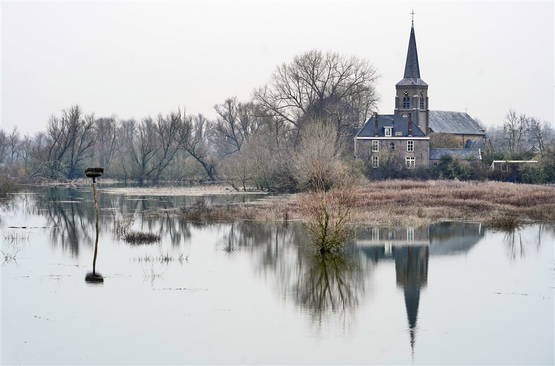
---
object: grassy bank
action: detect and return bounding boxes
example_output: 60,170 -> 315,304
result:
181,180 -> 555,227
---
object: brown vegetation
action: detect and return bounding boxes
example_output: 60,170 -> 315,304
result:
177,180 -> 555,227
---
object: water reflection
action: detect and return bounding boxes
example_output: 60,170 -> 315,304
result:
2,187 -> 551,354
6,186 -> 262,254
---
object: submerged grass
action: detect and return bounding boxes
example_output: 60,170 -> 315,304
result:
123,231 -> 161,245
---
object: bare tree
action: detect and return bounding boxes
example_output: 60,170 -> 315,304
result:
255,50 -> 378,146
44,105 -> 95,178
179,114 -> 216,180
503,110 -> 529,155
7,128 -> 20,163
213,98 -> 266,156
93,117 -> 118,172
528,117 -> 546,155
0,130 -> 7,164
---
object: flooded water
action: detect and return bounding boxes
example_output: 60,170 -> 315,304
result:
1,186 -> 553,364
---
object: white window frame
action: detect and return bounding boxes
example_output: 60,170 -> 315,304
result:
407,227 -> 415,241
371,140 -> 379,152
384,127 -> 393,137
371,227 -> 380,241
405,156 -> 416,169
407,140 -> 414,152
372,155 -> 379,168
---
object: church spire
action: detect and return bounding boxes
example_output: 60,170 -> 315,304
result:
403,21 -> 421,79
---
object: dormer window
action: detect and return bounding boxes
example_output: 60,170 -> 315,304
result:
384,127 -> 393,137
402,92 -> 410,108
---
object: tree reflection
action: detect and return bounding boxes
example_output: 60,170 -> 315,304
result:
293,251 -> 364,323
502,224 -> 553,260
219,221 -> 364,324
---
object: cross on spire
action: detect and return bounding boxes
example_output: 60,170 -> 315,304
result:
410,9 -> 415,27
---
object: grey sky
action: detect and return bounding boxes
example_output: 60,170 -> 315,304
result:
1,0 -> 553,134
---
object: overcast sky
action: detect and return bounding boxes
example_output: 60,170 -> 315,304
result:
1,0 -> 553,134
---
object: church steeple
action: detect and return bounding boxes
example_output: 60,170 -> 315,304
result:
394,14 -> 429,134
403,25 -> 421,79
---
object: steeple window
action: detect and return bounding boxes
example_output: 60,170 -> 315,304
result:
402,94 -> 410,109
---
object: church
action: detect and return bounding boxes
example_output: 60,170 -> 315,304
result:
354,20 -> 485,169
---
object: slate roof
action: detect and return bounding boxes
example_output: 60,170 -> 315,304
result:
404,26 -> 420,79
429,111 -> 485,135
396,26 -> 428,87
396,78 -> 428,86
429,148 -> 482,160
356,114 -> 426,138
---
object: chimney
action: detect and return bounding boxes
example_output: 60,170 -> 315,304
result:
374,112 -> 379,136
408,112 -> 413,136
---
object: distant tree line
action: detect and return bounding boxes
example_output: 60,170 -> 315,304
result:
0,50 -> 377,190
1,50 -> 554,188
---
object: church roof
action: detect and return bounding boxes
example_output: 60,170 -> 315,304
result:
396,25 -> 427,87
429,110 -> 485,135
356,114 -> 426,138
429,148 -> 482,160
404,26 -> 420,78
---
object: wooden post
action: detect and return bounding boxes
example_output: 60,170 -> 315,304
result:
91,181 -> 100,275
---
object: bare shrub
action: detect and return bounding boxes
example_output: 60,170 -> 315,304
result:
299,187 -> 356,252
293,122 -> 352,191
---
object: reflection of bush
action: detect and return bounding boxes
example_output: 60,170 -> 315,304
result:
293,251 -> 364,320
220,221 -> 365,323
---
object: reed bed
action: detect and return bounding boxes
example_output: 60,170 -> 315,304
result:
178,180 -> 555,226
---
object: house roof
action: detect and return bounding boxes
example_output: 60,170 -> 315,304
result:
356,114 -> 426,138
430,148 -> 482,160
429,111 -> 485,135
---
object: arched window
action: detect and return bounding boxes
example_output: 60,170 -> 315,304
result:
402,92 -> 410,108
389,142 -> 395,150
419,93 -> 425,109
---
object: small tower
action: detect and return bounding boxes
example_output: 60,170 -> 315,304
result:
395,13 -> 429,135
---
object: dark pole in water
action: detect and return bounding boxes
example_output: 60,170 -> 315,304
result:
85,167 -> 104,283
91,179 -> 100,274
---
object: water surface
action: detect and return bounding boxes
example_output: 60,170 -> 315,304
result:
1,186 -> 553,364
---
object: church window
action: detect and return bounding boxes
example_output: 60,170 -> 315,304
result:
405,156 -> 416,169
389,142 -> 395,150
402,95 -> 410,108
372,155 -> 379,168
407,140 -> 414,152
419,93 -> 425,109
371,140 -> 379,152
384,127 -> 393,137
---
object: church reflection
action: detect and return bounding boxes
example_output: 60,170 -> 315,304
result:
355,222 -> 484,353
